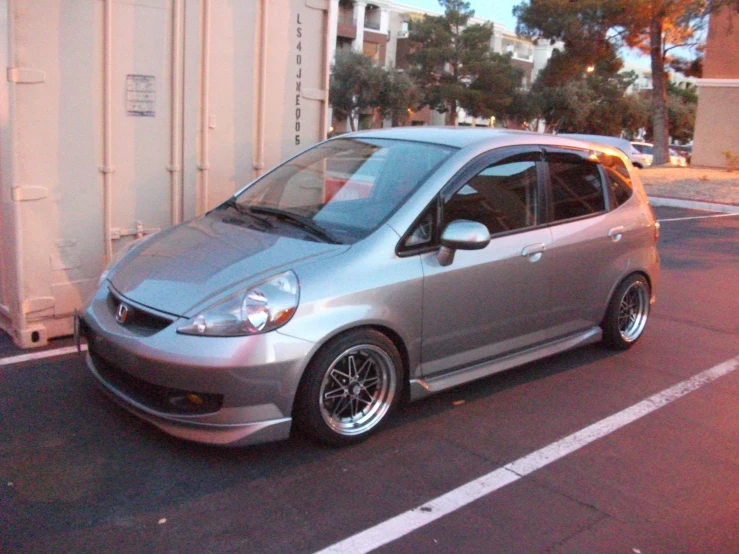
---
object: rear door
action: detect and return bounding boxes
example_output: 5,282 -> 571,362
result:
542,147 -> 632,337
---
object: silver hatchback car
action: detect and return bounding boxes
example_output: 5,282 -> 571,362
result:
79,128 -> 660,447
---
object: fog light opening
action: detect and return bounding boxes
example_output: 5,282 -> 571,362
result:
187,393 -> 204,406
168,393 -> 205,409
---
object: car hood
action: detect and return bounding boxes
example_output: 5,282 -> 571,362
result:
109,212 -> 346,316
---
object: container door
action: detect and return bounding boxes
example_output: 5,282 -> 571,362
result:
181,0 -> 329,217
107,0 -> 180,253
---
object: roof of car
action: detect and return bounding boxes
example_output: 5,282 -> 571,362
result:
334,127 -> 633,168
340,126 -> 615,152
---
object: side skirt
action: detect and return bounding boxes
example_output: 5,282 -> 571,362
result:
409,326 -> 603,401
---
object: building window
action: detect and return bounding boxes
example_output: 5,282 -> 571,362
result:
364,5 -> 381,30
363,42 -> 380,64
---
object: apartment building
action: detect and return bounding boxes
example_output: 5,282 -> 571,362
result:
691,7 -> 739,168
621,61 -> 697,95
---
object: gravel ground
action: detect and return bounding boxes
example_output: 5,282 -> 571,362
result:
638,166 -> 739,205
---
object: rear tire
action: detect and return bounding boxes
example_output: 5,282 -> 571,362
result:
602,275 -> 651,350
294,329 -> 402,446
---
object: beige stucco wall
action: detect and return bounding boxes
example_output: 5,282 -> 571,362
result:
692,85 -> 739,168
691,8 -> 739,168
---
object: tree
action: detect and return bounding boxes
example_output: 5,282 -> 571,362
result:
329,49 -> 384,132
666,82 -> 697,143
330,49 -> 421,130
514,0 -> 723,164
406,0 -> 521,125
527,48 -> 647,136
376,69 -> 422,127
633,82 -> 697,143
460,52 -> 525,121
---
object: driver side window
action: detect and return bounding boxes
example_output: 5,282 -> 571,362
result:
443,160 -> 539,236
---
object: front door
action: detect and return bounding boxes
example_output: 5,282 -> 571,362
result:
420,147 -> 553,377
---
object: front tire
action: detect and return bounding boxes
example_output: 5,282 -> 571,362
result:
602,275 -> 651,350
295,329 -> 402,446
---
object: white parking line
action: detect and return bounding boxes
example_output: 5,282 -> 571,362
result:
659,213 -> 739,223
315,354 -> 739,554
0,344 -> 87,367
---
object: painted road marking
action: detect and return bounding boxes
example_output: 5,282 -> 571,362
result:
0,344 -> 87,367
659,212 -> 739,223
315,354 -> 739,554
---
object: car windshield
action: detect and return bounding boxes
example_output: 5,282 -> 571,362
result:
228,138 -> 456,243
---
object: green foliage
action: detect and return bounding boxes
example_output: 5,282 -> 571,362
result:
330,49 -> 382,131
663,81 -> 697,142
377,69 -> 422,126
407,0 -> 521,124
527,48 -> 645,135
461,53 -> 525,120
329,49 -> 421,131
513,0 -> 720,163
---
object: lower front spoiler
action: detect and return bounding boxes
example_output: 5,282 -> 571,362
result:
87,354 -> 292,447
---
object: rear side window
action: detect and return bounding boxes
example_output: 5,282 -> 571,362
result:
598,153 -> 633,208
548,160 -> 605,221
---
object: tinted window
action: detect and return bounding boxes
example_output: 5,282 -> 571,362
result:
443,161 -> 538,235
549,161 -> 605,221
598,153 -> 633,208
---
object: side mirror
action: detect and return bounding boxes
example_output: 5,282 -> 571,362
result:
437,220 -> 490,266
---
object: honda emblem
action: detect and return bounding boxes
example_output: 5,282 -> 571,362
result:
116,303 -> 130,324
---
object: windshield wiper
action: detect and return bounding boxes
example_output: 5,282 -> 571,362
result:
249,206 -> 340,244
223,198 -> 274,230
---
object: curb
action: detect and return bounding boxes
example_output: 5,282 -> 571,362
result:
647,195 -> 739,214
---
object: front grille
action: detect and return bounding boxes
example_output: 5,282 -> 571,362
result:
91,351 -> 223,416
106,289 -> 174,336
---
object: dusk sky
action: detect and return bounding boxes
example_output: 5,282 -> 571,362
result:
396,0 -> 649,64
397,0 -> 521,31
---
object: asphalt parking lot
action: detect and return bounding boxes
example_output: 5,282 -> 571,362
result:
1,206 -> 738,553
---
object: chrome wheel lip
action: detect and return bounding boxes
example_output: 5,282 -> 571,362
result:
618,281 -> 650,342
318,344 -> 397,437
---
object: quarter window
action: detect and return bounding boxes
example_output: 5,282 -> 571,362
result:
548,161 -> 605,221
443,161 -> 539,236
598,153 -> 633,208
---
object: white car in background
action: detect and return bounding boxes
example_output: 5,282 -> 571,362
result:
560,134 -> 652,168
631,141 -> 688,167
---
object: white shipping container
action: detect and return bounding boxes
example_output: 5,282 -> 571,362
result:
0,0 -> 331,347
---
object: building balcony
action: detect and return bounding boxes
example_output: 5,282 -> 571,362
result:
338,9 -> 356,26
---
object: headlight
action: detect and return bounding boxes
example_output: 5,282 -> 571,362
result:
177,271 -> 299,337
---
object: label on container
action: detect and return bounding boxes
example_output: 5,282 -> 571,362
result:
126,75 -> 156,117
295,14 -> 302,145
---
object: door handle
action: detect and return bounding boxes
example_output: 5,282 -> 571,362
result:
608,226 -> 626,242
521,242 -> 546,262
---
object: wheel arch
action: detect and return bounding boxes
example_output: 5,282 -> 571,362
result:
291,323 -> 411,417
601,269 -> 651,320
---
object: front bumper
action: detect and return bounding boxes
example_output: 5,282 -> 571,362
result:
80,284 -> 315,446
